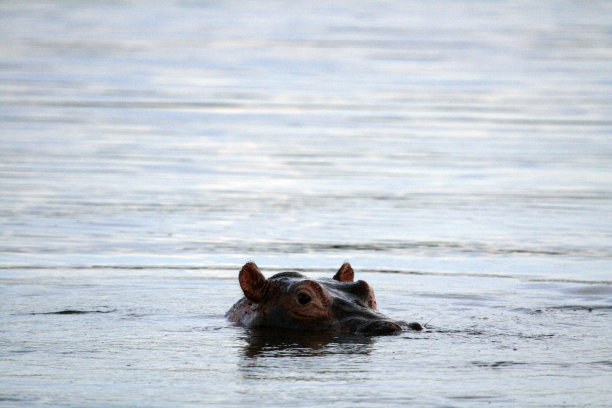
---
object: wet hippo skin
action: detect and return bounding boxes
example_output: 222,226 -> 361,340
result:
226,262 -> 422,335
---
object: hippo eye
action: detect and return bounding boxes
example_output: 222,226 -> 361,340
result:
297,292 -> 311,305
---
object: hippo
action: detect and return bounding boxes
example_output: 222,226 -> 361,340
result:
226,262 -> 422,335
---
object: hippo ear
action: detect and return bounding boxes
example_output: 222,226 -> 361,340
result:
333,262 -> 354,282
239,262 -> 268,302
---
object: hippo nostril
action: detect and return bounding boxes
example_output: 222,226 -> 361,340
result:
358,320 -> 402,335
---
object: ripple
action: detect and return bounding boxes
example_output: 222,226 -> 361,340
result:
471,361 -> 527,368
29,307 -> 116,315
547,305 -> 612,312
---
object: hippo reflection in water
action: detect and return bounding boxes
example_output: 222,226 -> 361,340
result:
226,262 -> 422,335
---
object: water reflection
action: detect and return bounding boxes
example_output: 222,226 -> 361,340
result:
237,328 -> 375,382
239,328 -> 374,359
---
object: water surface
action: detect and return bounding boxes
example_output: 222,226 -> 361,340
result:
1,1 -> 611,407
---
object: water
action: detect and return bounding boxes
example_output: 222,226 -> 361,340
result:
1,1 -> 611,406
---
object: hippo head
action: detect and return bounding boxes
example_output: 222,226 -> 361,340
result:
226,262 -> 421,335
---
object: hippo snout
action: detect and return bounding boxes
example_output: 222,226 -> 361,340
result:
357,320 -> 402,335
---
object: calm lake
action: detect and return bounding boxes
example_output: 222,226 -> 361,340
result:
1,1 -> 611,407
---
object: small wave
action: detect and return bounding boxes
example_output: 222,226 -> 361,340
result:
590,360 -> 612,367
417,293 -> 497,301
516,333 -> 555,340
30,307 -> 116,315
449,394 -> 502,401
424,326 -> 485,336
471,360 -> 527,368
0,396 -> 36,403
547,305 -> 612,312
511,306 -> 608,316
2,264 -> 609,286
512,307 -> 543,315
5,240 -> 607,259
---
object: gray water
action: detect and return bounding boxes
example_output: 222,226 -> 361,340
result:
1,1 -> 611,407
